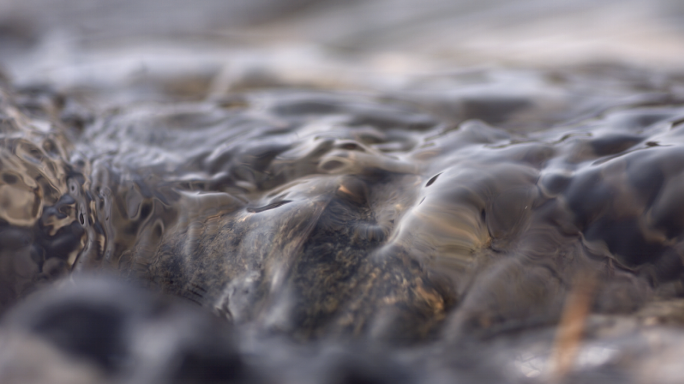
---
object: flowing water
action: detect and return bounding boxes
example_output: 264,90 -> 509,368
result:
3,1 -> 684,383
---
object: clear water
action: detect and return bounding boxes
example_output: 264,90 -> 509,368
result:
2,1 -> 684,383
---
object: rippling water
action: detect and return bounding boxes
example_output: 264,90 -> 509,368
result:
3,1 -> 684,383
2,63 -> 684,382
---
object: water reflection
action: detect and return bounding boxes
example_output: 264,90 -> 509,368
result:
2,65 -> 684,335
2,0 -> 684,383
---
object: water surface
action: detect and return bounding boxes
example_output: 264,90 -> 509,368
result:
3,1 -> 684,383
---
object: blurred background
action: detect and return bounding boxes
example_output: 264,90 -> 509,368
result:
1,0 -> 684,100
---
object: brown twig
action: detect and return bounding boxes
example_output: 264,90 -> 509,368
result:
549,271 -> 597,382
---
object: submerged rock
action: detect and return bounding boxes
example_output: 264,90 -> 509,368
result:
2,64 -> 684,382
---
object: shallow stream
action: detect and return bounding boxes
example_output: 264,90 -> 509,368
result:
2,1 -> 684,383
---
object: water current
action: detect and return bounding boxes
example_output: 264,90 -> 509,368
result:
2,62 -> 684,383
3,1 -> 684,383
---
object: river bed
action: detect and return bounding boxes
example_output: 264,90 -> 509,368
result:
2,1 -> 684,383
